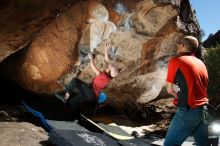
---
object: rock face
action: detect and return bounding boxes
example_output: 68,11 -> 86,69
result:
0,0 -> 201,107
0,0 -> 72,62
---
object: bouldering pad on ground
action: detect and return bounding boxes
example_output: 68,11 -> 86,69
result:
21,101 -> 153,146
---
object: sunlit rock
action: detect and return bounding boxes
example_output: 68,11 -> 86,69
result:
0,0 -> 201,111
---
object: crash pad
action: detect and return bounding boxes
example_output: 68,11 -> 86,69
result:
21,101 -> 153,146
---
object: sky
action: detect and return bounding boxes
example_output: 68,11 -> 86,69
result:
190,0 -> 220,41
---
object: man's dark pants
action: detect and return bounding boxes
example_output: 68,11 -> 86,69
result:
65,78 -> 96,110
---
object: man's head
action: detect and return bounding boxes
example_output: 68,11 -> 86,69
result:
105,64 -> 118,78
177,36 -> 199,54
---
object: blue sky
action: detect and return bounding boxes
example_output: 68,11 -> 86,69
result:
190,0 -> 220,41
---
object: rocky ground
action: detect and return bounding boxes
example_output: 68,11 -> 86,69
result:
0,105 -> 51,146
0,75 -> 177,146
0,96 -> 177,146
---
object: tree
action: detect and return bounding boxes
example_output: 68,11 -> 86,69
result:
204,44 -> 220,105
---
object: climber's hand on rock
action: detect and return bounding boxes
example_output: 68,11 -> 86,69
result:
88,53 -> 95,60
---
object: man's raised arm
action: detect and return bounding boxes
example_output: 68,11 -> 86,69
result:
104,42 -> 111,63
88,53 -> 100,76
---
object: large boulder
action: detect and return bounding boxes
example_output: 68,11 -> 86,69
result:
0,0 -> 201,108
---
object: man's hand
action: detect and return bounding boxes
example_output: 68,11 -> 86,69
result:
64,92 -> 70,102
104,42 -> 111,50
88,53 -> 95,60
167,82 -> 178,99
89,53 -> 100,76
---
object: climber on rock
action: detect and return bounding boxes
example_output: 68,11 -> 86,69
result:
55,42 -> 118,110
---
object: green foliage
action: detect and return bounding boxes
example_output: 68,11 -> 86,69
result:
204,44 -> 220,100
